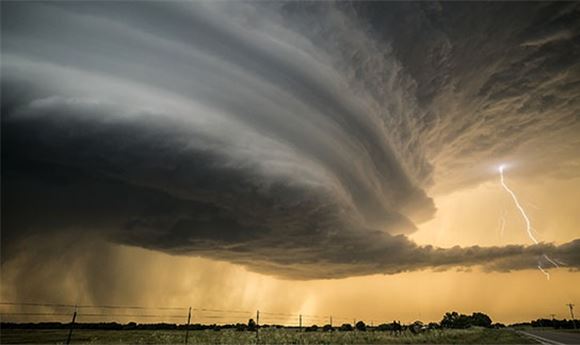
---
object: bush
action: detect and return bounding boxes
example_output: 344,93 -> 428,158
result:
427,322 -> 440,330
339,323 -> 353,331
471,312 -> 492,328
376,323 -> 391,331
355,321 -> 366,331
322,324 -> 334,332
247,319 -> 257,332
123,322 -> 137,330
441,311 -> 493,329
305,325 -> 318,332
409,321 -> 424,334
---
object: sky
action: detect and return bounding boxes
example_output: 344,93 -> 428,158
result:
1,1 -> 579,324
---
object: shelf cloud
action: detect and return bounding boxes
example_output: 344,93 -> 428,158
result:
2,2 -> 579,279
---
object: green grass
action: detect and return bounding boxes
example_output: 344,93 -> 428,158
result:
0,328 -> 537,344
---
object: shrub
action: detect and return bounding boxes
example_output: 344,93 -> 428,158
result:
409,321 -> 424,334
322,324 -> 334,332
247,319 -> 257,332
305,325 -> 318,332
339,323 -> 353,331
376,323 -> 391,331
441,311 -> 493,329
355,321 -> 366,331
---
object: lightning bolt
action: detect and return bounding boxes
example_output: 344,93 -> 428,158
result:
543,254 -> 560,268
554,258 -> 567,266
498,165 -> 538,244
498,165 -> 560,279
537,263 -> 550,280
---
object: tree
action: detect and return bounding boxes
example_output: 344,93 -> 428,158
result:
305,325 -> 318,332
427,322 -> 440,330
409,321 -> 424,334
376,323 -> 392,331
441,312 -> 460,329
123,322 -> 137,330
339,323 -> 353,331
470,312 -> 492,328
441,311 -> 493,329
322,324 -> 334,332
441,312 -> 470,329
355,321 -> 366,331
247,319 -> 257,332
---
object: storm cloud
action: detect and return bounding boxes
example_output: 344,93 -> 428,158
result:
2,2 -> 580,279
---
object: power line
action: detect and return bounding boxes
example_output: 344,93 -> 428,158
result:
0,301 -> 366,326
0,302 -> 185,311
1,312 -> 185,319
192,308 -> 250,314
80,314 -> 185,318
0,312 -> 73,316
0,302 -> 75,308
259,311 -> 296,317
79,306 -> 187,311
0,302 -> 250,313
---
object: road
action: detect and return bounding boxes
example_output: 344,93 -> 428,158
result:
519,330 -> 580,345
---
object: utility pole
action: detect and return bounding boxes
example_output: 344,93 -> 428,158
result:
66,305 -> 77,345
567,304 -> 576,329
299,314 -> 302,331
184,307 -> 192,344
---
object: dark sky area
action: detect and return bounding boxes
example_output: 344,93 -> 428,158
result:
2,2 -> 579,282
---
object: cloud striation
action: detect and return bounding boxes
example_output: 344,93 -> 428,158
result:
2,2 -> 580,279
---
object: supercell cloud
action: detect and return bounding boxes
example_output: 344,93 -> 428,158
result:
2,2 -> 580,279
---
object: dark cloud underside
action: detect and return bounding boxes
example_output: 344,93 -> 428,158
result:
2,2 -> 579,279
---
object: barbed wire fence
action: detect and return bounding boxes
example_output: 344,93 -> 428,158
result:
0,301 -> 376,344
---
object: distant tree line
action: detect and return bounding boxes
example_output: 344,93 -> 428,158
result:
440,311 -> 493,329
511,318 -> 578,329
3,312 -> 577,332
1,321 -> 285,331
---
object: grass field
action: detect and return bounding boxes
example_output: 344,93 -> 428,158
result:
0,328 -> 537,344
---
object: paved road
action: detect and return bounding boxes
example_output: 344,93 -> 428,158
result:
519,330 -> 580,345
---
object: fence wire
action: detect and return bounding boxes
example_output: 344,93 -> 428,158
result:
0,301 -> 367,327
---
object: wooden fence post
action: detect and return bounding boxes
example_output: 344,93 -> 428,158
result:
65,305 -> 77,345
184,306 -> 192,344
256,310 -> 260,344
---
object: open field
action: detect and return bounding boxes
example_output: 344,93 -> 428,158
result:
1,328 -> 537,344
